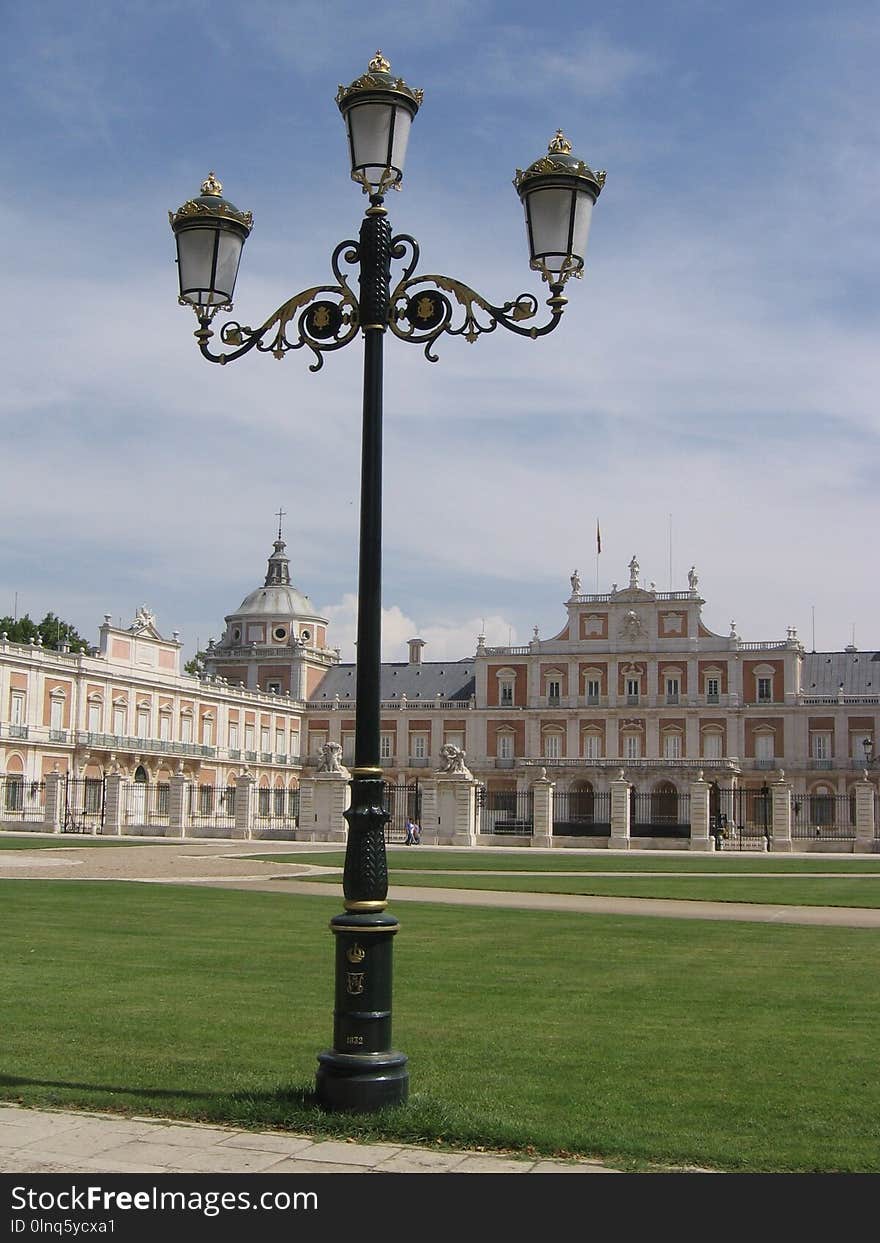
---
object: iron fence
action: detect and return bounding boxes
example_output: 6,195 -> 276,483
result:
630,788 -> 690,838
63,777 -> 105,834
183,784 -> 238,836
478,787 -> 533,836
383,781 -> 421,844
252,785 -> 300,836
793,792 -> 856,841
0,777 -> 46,823
553,789 -> 611,836
117,780 -> 170,833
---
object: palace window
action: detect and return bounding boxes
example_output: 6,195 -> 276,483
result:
626,678 -> 640,706
50,694 -> 65,733
499,679 -> 514,705
665,678 -> 680,706
544,733 -> 562,760
703,733 -> 723,760
755,733 -> 775,760
228,722 -> 239,749
113,702 -> 127,736
411,735 -> 428,759
87,699 -> 102,733
201,716 -> 214,747
11,692 -> 25,726
136,704 -> 150,739
244,724 -> 255,750
706,677 -> 720,704
498,733 -> 514,760
548,679 -> 561,704
585,679 -> 600,706
663,733 -> 682,760
159,710 -> 171,741
812,733 -> 831,761
624,734 -> 641,760
757,677 -> 772,703
583,733 -> 602,759
380,733 -> 393,760
180,713 -> 193,743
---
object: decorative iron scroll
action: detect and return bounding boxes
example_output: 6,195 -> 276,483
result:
196,238 -> 361,372
387,234 -> 566,362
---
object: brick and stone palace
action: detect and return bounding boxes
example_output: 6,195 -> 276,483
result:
1,534 -> 877,851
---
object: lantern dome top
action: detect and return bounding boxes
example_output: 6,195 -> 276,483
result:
169,171 -> 253,232
336,51 -> 424,112
514,132 -> 606,197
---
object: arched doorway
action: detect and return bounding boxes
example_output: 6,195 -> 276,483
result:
131,765 -> 148,824
652,780 -> 678,825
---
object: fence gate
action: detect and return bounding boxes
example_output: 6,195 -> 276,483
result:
714,786 -> 771,850
383,781 -> 421,844
63,776 -> 106,835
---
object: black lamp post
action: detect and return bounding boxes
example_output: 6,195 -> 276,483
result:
169,51 -> 604,1114
863,737 -> 874,770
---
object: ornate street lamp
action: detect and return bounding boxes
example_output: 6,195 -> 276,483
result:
169,52 -> 604,1114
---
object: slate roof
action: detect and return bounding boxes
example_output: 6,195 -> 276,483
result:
310,661 -> 476,704
801,651 -> 880,695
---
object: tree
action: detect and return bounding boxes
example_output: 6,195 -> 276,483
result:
184,647 -> 211,676
0,611 -> 91,653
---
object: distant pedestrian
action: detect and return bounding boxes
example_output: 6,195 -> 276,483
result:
404,817 -> 416,845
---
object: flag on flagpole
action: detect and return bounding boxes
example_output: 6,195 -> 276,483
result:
596,520 -> 601,554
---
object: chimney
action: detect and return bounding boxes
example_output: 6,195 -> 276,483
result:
408,638 -> 426,665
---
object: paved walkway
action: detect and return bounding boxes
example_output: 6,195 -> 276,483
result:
0,1106 -> 621,1175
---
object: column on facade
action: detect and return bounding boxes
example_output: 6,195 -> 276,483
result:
395,712 -> 407,770
770,774 -> 792,853
643,659 -> 655,706
853,778 -> 876,853
234,771 -> 255,839
645,717 -> 660,760
688,772 -> 713,851
686,655 -> 698,709
566,716 -> 579,761
42,770 -> 64,833
609,769 -> 631,851
685,716 -> 700,762
531,769 -> 554,848
103,772 -> 123,836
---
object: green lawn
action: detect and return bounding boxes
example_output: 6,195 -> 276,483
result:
0,833 -> 147,849
1,879 -> 878,1172
295,869 -> 880,908
253,847 -> 880,874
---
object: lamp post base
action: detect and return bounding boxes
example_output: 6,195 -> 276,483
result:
315,908 -> 408,1113
315,1050 -> 409,1113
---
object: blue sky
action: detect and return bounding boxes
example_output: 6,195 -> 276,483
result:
1,1 -> 877,662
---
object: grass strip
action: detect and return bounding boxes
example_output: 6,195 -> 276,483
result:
251,848 -> 880,874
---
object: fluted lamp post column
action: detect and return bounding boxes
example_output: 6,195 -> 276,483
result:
169,51 -> 605,1114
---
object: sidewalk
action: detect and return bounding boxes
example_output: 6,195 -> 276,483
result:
0,1105 -> 621,1175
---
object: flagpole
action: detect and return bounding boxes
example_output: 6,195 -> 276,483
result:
596,519 -> 601,592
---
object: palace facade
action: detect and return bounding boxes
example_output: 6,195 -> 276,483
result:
1,536 -> 877,847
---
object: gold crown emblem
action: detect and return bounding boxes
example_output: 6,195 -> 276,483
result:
346,943 -> 366,964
